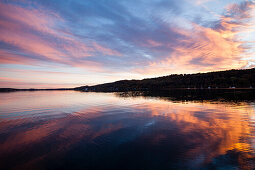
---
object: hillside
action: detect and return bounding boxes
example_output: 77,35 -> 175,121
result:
75,68 -> 255,92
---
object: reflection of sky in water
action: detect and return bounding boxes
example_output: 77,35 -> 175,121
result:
0,91 -> 255,169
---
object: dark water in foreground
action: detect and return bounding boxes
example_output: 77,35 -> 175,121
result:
1,90 -> 255,170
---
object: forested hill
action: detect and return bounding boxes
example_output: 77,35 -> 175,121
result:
75,68 -> 255,92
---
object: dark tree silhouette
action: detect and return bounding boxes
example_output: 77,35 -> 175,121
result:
75,68 -> 255,92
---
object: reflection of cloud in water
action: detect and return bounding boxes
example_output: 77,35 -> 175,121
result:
133,100 -> 255,167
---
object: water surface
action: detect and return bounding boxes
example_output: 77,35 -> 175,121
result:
1,90 -> 255,169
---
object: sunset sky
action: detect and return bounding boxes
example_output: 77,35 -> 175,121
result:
0,0 -> 255,88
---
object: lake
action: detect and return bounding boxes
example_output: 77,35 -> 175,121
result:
1,90 -> 255,169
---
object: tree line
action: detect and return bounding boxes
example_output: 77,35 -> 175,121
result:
75,68 -> 255,92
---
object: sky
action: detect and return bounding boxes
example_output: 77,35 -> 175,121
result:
0,0 -> 255,88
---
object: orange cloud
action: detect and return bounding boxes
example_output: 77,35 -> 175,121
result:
134,2 -> 255,76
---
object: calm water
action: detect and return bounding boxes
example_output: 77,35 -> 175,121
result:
1,91 -> 255,169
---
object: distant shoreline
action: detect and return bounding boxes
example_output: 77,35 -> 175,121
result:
1,68 -> 255,92
1,87 -> 254,93
0,88 -> 74,92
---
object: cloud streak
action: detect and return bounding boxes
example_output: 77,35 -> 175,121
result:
0,2 -> 121,71
134,1 -> 255,76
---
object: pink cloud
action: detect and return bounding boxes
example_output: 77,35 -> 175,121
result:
0,3 -> 121,71
0,50 -> 38,65
92,42 -> 122,56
